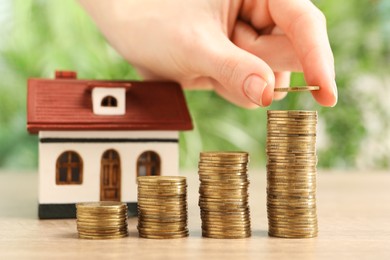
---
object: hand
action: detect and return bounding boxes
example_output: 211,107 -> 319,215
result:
79,0 -> 338,108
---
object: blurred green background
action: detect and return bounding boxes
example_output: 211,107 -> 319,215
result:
0,0 -> 389,171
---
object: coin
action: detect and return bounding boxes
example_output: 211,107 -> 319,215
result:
76,201 -> 128,239
139,233 -> 189,239
266,110 -> 318,238
198,151 -> 251,239
200,151 -> 249,158
137,176 -> 188,239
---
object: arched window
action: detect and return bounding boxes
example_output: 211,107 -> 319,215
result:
137,151 -> 161,177
101,96 -> 118,107
100,149 -> 121,201
56,151 -> 83,185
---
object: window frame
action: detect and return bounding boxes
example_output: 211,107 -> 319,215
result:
136,151 -> 161,178
56,151 -> 83,185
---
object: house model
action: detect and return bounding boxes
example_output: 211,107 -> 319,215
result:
27,71 -> 193,219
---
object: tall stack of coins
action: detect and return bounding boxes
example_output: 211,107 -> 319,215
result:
266,110 -> 318,238
76,202 -> 128,239
198,152 -> 251,239
137,176 -> 188,239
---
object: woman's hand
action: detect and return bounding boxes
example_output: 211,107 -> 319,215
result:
79,0 -> 337,108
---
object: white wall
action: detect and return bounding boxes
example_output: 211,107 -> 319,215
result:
39,131 -> 179,204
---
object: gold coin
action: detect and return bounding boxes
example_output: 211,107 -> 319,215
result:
269,226 -> 318,233
77,201 -> 127,209
198,161 -> 248,166
198,166 -> 248,172
198,200 -> 248,206
138,206 -> 187,212
266,172 -> 317,177
78,226 -> 128,231
137,186 -> 187,192
198,170 -> 248,176
267,198 -> 316,205
269,227 -> 318,234
267,124 -> 317,129
201,214 -> 250,221
268,110 -> 318,115
267,178 -> 317,183
137,191 -> 187,197
138,212 -> 188,218
138,227 -> 188,234
201,218 -> 250,224
139,233 -> 189,239
199,194 -> 249,200
200,151 -> 249,157
76,214 -> 128,220
138,182 -> 187,187
78,233 -> 128,239
268,116 -> 317,121
199,191 -> 249,197
138,220 -> 187,226
137,224 -> 187,232
199,187 -> 249,193
202,231 -> 251,239
138,215 -> 187,221
76,219 -> 128,225
198,171 -> 248,177
199,159 -> 249,165
267,218 -> 317,224
267,175 -> 317,181
138,194 -> 186,199
137,201 -> 186,207
201,219 -> 251,226
137,176 -> 186,184
78,233 -> 128,240
199,181 -> 249,187
199,172 -> 249,177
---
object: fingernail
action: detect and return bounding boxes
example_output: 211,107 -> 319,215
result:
331,80 -> 338,107
262,84 -> 273,107
243,75 -> 269,106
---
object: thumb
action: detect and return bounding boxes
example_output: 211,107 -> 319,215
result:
199,36 -> 275,107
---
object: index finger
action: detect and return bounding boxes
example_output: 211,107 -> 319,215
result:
269,0 -> 338,106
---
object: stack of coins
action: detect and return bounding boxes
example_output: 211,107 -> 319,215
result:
198,151 -> 251,239
137,176 -> 188,239
266,110 -> 318,238
76,202 -> 128,239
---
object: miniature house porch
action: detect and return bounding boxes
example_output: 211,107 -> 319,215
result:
27,71 -> 193,219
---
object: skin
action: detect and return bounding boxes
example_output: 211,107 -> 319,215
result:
79,0 -> 338,108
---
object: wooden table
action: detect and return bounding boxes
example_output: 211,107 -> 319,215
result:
1,170 -> 390,259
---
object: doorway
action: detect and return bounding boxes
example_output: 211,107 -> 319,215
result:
100,149 -> 121,201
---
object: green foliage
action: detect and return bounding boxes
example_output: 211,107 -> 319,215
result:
0,0 -> 389,170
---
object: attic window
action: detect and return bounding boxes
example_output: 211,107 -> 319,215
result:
101,96 -> 118,107
92,87 -> 126,115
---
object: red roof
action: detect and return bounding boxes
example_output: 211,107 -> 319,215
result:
27,77 -> 193,133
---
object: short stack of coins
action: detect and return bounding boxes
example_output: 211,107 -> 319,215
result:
198,151 -> 251,239
266,110 -> 318,238
76,201 -> 128,239
137,176 -> 189,239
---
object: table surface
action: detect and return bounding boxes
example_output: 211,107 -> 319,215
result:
1,169 -> 390,259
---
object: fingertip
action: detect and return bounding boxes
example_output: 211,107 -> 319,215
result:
243,74 -> 274,107
312,80 -> 338,107
262,84 -> 274,107
273,72 -> 290,101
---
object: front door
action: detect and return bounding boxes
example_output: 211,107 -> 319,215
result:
100,149 -> 121,201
